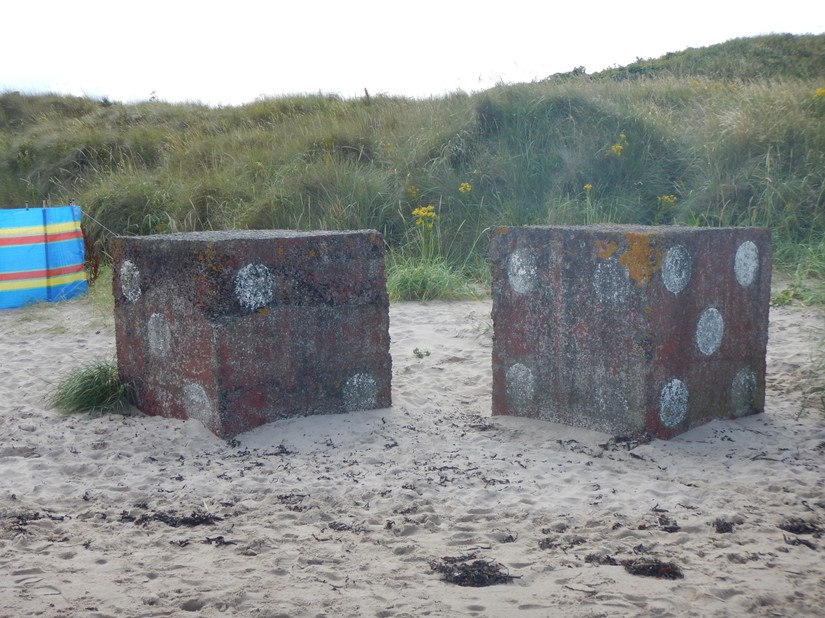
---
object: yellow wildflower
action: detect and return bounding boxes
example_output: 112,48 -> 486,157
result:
608,132 -> 627,157
412,204 -> 438,229
458,182 -> 472,194
406,186 -> 420,198
657,195 -> 678,207
583,183 -> 593,192
815,88 -> 825,98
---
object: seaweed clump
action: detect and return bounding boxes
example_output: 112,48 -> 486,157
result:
621,557 -> 684,579
429,553 -> 517,587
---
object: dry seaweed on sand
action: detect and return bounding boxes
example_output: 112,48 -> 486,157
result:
120,510 -> 222,528
585,553 -> 619,566
658,514 -> 681,533
713,518 -> 735,533
621,557 -> 684,579
777,518 -> 822,537
429,553 -> 518,587
783,534 -> 817,550
6,511 -> 67,534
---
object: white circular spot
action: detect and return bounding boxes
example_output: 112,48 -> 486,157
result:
593,259 -> 630,306
734,241 -> 759,287
505,363 -> 535,407
659,379 -> 688,428
696,307 -> 724,356
507,249 -> 538,294
731,367 -> 757,417
234,263 -> 275,311
182,383 -> 213,428
120,260 -> 142,302
343,373 -> 378,411
147,313 -> 171,357
662,245 -> 693,294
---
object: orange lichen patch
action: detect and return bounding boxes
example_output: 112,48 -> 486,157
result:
308,249 -> 317,258
618,233 -> 661,286
596,240 -> 619,260
193,246 -> 223,273
496,226 -> 510,235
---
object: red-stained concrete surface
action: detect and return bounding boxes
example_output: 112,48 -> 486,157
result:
490,225 -> 771,440
111,230 -> 391,438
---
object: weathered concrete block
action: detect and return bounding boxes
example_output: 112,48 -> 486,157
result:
490,225 -> 771,439
111,230 -> 391,438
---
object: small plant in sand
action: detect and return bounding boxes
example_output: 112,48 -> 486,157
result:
413,347 -> 430,359
47,359 -> 131,413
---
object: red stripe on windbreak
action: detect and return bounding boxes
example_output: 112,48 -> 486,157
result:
0,230 -> 83,247
0,263 -> 85,282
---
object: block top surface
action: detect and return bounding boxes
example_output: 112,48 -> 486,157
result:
110,228 -> 387,316
494,224 -> 769,235
114,229 -> 378,243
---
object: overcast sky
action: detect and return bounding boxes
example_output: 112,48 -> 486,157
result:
2,1 -> 822,106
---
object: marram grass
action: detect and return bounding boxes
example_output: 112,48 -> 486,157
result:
47,360 -> 131,414
386,255 -> 478,302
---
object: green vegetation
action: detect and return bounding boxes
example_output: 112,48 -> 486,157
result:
2,34 -> 825,302
387,254 -> 478,301
46,359 -> 131,413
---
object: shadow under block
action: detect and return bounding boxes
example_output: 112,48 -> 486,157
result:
490,225 -> 771,440
111,230 -> 391,438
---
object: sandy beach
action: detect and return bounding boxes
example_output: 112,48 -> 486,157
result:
1,290 -> 824,617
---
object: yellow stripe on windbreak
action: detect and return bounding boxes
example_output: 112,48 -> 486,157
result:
0,221 -> 81,237
0,271 -> 87,292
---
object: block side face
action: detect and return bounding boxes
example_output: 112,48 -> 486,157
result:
492,227 -> 652,435
491,227 -> 554,421
491,225 -> 772,440
215,304 -> 391,437
113,269 -> 222,435
646,228 -> 771,438
111,231 -> 390,439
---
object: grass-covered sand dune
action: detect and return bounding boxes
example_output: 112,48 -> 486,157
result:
2,33 -> 824,301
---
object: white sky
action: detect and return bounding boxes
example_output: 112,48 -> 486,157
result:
2,1 -> 822,106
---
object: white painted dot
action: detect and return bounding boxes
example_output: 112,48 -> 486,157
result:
593,259 -> 630,306
662,245 -> 692,294
734,241 -> 759,287
507,249 -> 538,294
147,313 -> 171,357
505,363 -> 535,407
120,260 -> 142,302
343,373 -> 379,411
696,307 -> 724,356
234,263 -> 275,311
659,379 -> 688,427
731,367 -> 757,417
182,383 -> 214,429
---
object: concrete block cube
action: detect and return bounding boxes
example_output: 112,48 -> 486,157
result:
111,230 -> 391,438
490,225 -> 771,439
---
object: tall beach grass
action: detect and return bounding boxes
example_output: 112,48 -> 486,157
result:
1,34 -> 824,295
